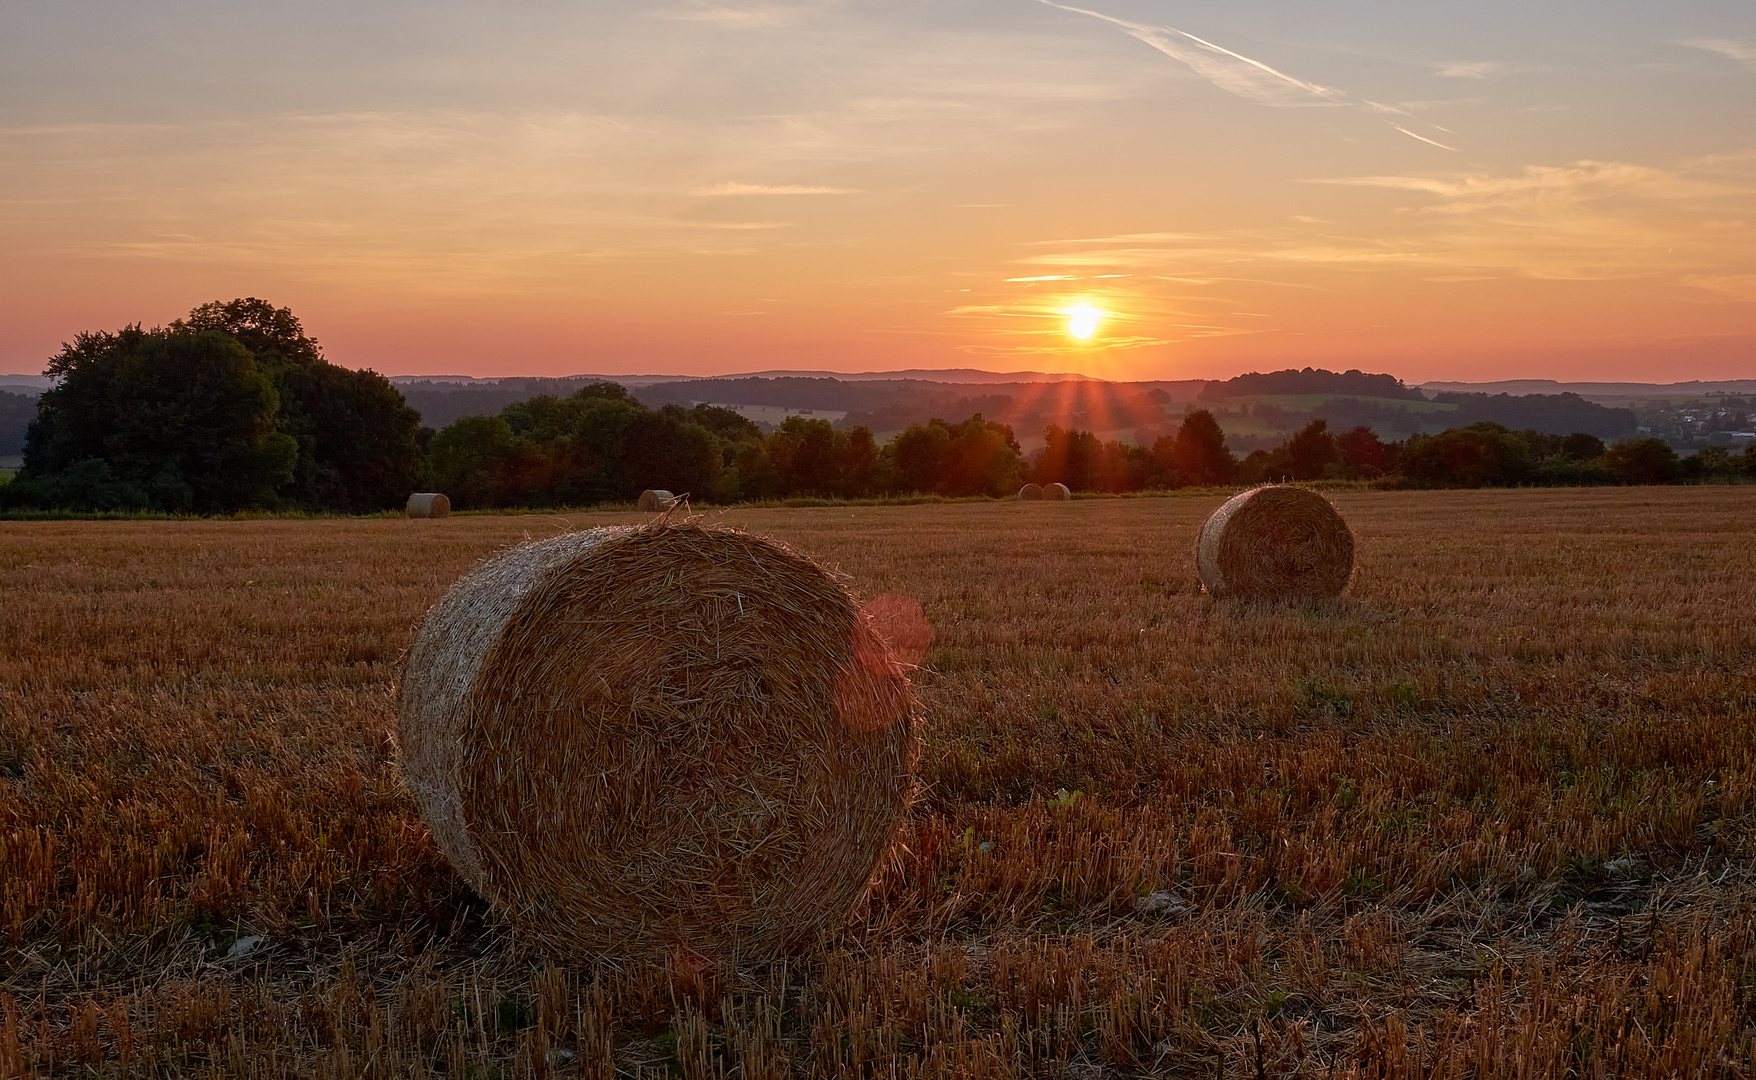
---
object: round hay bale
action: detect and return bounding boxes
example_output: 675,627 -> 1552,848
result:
406,492 -> 451,518
1195,485 -> 1354,600
1017,483 -> 1043,500
1043,482 -> 1072,501
636,489 -> 678,512
398,522 -> 918,963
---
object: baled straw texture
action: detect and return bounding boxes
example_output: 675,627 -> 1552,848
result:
637,489 -> 678,512
1195,484 -> 1354,600
399,521 -> 918,963
1044,482 -> 1072,501
406,493 -> 451,518
1017,483 -> 1043,500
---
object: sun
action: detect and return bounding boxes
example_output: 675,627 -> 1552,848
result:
1065,303 -> 1102,340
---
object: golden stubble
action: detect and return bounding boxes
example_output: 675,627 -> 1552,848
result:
1,488 -> 1754,1075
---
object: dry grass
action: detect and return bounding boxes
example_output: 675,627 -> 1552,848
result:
2,488 -> 1755,1076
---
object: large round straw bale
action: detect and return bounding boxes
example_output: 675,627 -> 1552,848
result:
399,522 -> 918,963
1017,483 -> 1043,500
406,492 -> 451,518
636,489 -> 678,512
1044,482 -> 1072,501
1195,485 -> 1353,600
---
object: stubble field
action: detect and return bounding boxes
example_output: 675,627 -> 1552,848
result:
2,488 -> 1755,1077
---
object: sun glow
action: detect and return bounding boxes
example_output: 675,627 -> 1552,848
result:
1065,303 -> 1102,340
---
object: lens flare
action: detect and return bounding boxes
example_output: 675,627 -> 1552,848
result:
1066,304 -> 1101,340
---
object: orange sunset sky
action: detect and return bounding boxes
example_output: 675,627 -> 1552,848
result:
3,1 -> 1754,383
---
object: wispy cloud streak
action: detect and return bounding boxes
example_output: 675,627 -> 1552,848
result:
1034,0 -> 1458,150
1683,39 -> 1756,71
695,182 -> 860,195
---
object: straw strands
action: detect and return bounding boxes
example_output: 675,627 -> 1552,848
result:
398,521 -> 919,963
406,493 -> 450,518
637,489 -> 678,512
1044,482 -> 1072,501
1017,483 -> 1043,500
1195,485 -> 1354,600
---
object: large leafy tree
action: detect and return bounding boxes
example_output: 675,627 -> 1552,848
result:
1400,422 -> 1534,488
1602,437 -> 1680,485
888,415 -> 1023,497
764,416 -> 879,498
1152,409 -> 1236,487
180,298 -> 423,511
16,326 -> 298,511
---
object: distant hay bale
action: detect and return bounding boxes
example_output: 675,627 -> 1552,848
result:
406,493 -> 451,518
1017,483 -> 1043,500
1044,482 -> 1072,501
637,489 -> 678,512
398,522 -> 918,964
1195,485 -> 1354,600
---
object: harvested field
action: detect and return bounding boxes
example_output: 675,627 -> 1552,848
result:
2,488 -> 1755,1077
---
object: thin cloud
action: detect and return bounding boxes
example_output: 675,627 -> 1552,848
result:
659,3 -> 821,29
1312,160 -> 1748,213
1434,61 -> 1505,80
1683,39 -> 1756,71
1034,0 -> 1458,149
1000,154 -> 1756,295
1684,275 -> 1756,302
695,182 -> 860,195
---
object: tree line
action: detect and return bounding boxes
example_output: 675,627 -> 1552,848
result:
3,301 -> 1752,514
1,301 -> 422,513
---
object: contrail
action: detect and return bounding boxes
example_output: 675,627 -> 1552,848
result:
1037,0 -> 1342,107
1392,125 -> 1459,152
1036,0 -> 1459,149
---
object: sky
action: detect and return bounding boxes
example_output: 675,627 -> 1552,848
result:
2,0 -> 1754,382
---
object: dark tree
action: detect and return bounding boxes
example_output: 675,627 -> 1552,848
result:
1030,425 -> 1101,490
886,415 -> 1024,497
1399,423 -> 1533,488
1561,432 -> 1606,461
426,415 -> 515,507
15,326 -> 297,511
180,298 -> 422,511
1337,426 -> 1396,478
1602,438 -> 1680,485
1165,409 -> 1236,486
1282,419 -> 1340,481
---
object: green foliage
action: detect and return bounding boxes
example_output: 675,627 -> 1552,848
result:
888,414 -> 1025,496
8,299 -> 423,513
1149,408 -> 1236,486
1602,438 -> 1680,485
1032,423 -> 1153,492
1399,422 -> 1534,487
7,326 -> 297,512
1336,425 -> 1396,478
426,386 -> 745,508
765,416 -> 877,498
180,298 -> 422,511
275,361 -> 425,512
1240,418 -> 1340,483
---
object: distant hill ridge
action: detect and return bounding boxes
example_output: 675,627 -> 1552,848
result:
1420,379 -> 1756,399
1201,367 -> 1427,401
